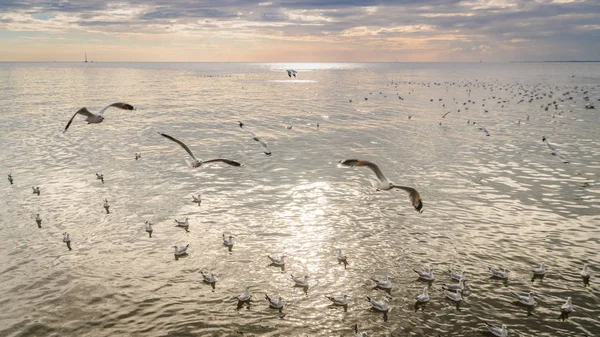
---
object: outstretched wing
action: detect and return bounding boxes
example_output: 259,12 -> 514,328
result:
98,102 -> 135,116
203,159 -> 243,167
339,159 -> 388,182
239,122 -> 259,138
63,107 -> 93,133
393,185 -> 423,212
158,132 -> 198,160
257,138 -> 271,156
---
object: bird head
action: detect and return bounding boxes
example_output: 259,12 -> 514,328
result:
542,136 -> 546,142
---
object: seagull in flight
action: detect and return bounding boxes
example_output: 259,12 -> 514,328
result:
158,132 -> 242,168
96,173 -> 104,184
338,159 -> 423,212
238,121 -> 271,156
7,173 -> 13,185
479,126 -> 490,136
286,69 -> 297,78
542,136 -> 569,163
63,102 -> 134,133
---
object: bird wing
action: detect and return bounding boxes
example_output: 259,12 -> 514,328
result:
158,133 -> 198,161
286,70 -> 292,77
258,138 -> 271,155
239,123 -> 259,139
443,111 -> 451,118
98,102 -> 135,116
393,186 -> 423,210
203,159 -> 243,167
63,107 -> 93,133
339,159 -> 388,182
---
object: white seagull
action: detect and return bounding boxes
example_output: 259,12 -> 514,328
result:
413,268 -> 435,281
35,214 -> 42,228
449,270 -> 467,281
533,263 -> 546,276
192,194 -> 201,205
200,271 -> 218,283
265,294 -> 284,309
238,121 -> 271,156
371,276 -> 393,290
174,218 -> 189,231
337,249 -> 348,268
63,232 -> 71,251
268,255 -> 285,266
325,294 -> 348,306
32,186 -> 40,195
172,244 -> 189,256
135,152 -> 142,160
223,234 -> 234,247
366,296 -> 389,312
542,136 -> 569,163
479,126 -> 490,136
286,69 -> 297,78
581,264 -> 590,279
238,287 -> 252,302
561,297 -> 573,313
484,322 -> 508,337
510,291 -> 535,306
443,288 -> 462,302
338,159 -> 423,212
63,102 -> 135,133
145,221 -> 153,238
444,278 -> 467,291
103,199 -> 110,214
290,274 -> 309,287
489,267 -> 510,279
415,286 -> 429,303
158,132 -> 242,168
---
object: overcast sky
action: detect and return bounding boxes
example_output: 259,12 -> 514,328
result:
1,0 -> 598,62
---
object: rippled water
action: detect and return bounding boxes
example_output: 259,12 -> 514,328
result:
0,62 -> 599,337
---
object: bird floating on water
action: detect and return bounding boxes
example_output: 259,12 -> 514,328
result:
96,173 -> 104,184
172,244 -> 189,256
290,274 -> 309,287
174,218 -> 189,232
238,121 -> 271,156
371,276 -> 393,290
192,194 -> 201,205
32,186 -> 40,195
265,294 -> 284,309
63,102 -> 134,133
337,249 -> 348,269
444,277 -> 467,291
200,271 -> 218,283
7,173 -> 13,185
103,199 -> 110,214
484,322 -> 508,337
223,234 -> 234,248
489,267 -> 510,279
63,232 -> 71,250
415,286 -> 429,303
145,221 -> 153,238
542,136 -> 569,163
35,214 -> 42,228
326,294 -> 348,306
338,159 -> 423,212
533,263 -> 547,276
449,270 -> 467,281
158,132 -> 242,168
510,291 -> 535,306
238,287 -> 251,302
366,296 -> 389,312
443,288 -> 462,302
413,268 -> 435,281
267,255 -> 285,266
561,296 -> 572,313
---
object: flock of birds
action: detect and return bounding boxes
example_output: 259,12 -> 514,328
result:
4,68 -> 599,337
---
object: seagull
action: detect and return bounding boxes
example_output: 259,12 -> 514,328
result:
145,221 -> 153,238
103,199 -> 110,214
238,287 -> 252,302
267,255 -> 285,266
337,249 -> 348,268
371,276 -> 392,290
444,278 -> 467,291
415,286 -> 429,303
413,268 -> 435,281
542,136 -> 569,163
442,111 -> 452,118
135,153 -> 142,160
63,232 -> 71,251
325,294 -> 348,306
174,218 -> 190,232
223,234 -> 234,247
32,186 -> 40,195
265,294 -> 284,309
561,297 -> 572,313
35,214 -> 42,228
200,271 -> 218,283
238,121 -> 271,156
338,159 -> 423,212
366,296 -> 389,312
7,173 -> 13,185
533,263 -> 546,276
158,132 -> 242,168
449,270 -> 467,281
63,102 -> 135,133
96,173 -> 104,184
286,69 -> 297,78
443,288 -> 462,302
290,274 -> 309,287
510,291 -> 535,306
353,324 -> 367,337
484,322 -> 508,337
479,126 -> 490,136
581,264 -> 590,279
489,267 -> 510,279
192,194 -> 201,205
172,244 -> 189,256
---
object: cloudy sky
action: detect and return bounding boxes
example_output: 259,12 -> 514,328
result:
0,0 -> 598,62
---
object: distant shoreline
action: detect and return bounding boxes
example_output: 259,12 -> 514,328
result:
511,61 -> 600,63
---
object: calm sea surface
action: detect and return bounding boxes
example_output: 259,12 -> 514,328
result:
0,62 -> 599,337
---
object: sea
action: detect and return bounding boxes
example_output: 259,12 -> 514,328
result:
0,62 -> 599,337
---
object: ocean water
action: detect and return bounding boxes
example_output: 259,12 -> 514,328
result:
0,62 -> 599,337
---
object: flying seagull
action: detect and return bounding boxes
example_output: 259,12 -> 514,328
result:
158,132 -> 242,168
542,136 -> 569,163
96,173 -> 104,184
286,69 -> 297,78
63,102 -> 134,133
238,121 -> 271,156
339,159 -> 423,212
7,173 -> 13,185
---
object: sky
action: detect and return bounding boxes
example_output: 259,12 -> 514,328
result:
0,0 -> 598,62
